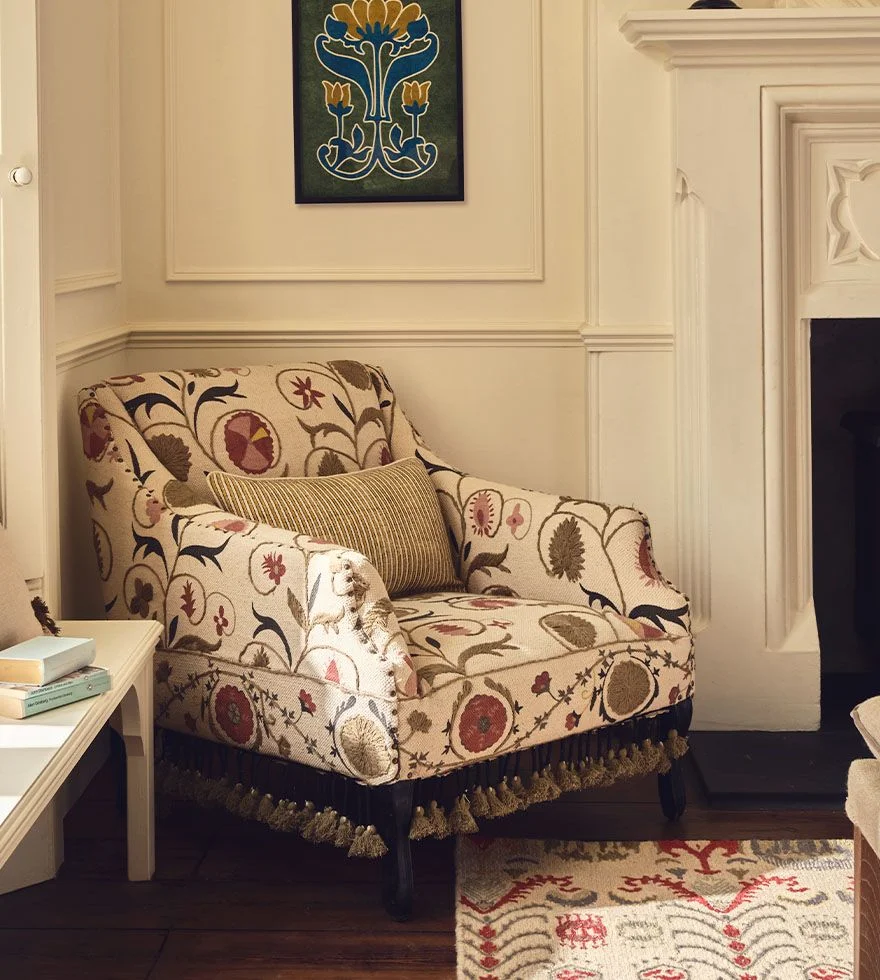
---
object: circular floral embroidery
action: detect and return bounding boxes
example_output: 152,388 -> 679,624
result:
214,685 -> 254,745
148,433 -> 192,482
458,694 -> 508,754
80,403 -> 111,461
223,411 -> 276,474
605,660 -> 653,718
339,714 -> 393,779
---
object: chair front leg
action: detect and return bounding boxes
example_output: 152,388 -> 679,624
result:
658,698 -> 693,822
380,781 -> 416,921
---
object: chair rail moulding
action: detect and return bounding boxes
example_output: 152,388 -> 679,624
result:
621,6 -> 880,732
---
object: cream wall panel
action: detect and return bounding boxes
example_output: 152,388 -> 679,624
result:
42,0 -> 121,293
585,343 -> 677,581
166,0 -> 541,281
121,0 -> 584,322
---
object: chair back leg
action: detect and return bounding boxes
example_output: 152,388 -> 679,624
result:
379,781 -> 416,920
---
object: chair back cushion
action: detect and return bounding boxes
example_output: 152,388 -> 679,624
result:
91,362 -> 408,505
207,457 -> 460,597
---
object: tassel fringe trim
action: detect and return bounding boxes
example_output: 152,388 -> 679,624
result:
155,761 -> 388,859
408,731 -> 690,841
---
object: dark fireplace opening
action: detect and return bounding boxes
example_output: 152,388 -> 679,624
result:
812,319 -> 880,725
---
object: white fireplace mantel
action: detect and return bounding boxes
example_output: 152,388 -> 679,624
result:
621,8 -> 880,66
622,9 -> 880,730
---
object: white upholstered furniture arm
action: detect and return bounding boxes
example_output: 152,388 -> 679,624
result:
421,454 -> 690,638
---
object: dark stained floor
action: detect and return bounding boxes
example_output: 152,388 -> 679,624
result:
0,757 -> 853,980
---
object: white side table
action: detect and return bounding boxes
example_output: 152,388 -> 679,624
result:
0,619 -> 160,884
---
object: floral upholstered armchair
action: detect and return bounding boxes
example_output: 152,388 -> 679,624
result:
79,361 -> 693,918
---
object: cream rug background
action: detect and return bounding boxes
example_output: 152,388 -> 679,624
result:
456,838 -> 854,980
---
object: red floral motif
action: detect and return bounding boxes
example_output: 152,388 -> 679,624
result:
555,913 -> 607,950
723,924 -> 741,938
468,598 -> 518,610
214,685 -> 254,744
807,970 -> 853,980
532,671 -> 551,695
291,375 -> 325,409
668,685 -> 681,704
213,605 -> 229,636
469,491 -> 496,536
506,503 -> 525,533
379,446 -> 392,465
211,518 -> 250,532
555,971 -> 600,980
639,970 -> 689,980
80,404 -> 111,461
565,710 -> 581,731
637,535 -> 659,584
489,619 -> 512,628
733,955 -> 751,968
180,580 -> 197,618
299,689 -> 316,715
262,552 -> 286,585
434,623 -> 470,636
223,411 -> 275,474
658,840 -> 741,875
145,498 -> 163,526
458,694 -> 508,753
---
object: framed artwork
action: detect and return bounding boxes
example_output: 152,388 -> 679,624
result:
292,0 -> 464,204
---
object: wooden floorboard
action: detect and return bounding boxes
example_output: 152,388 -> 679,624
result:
0,758 -> 853,979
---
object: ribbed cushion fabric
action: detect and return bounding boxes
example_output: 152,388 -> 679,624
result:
207,457 -> 460,598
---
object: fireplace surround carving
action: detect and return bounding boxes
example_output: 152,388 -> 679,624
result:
622,8 -> 880,729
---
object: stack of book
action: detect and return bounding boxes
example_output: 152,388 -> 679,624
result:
0,635 -> 108,719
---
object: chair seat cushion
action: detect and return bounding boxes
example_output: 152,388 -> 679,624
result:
393,592 -> 694,777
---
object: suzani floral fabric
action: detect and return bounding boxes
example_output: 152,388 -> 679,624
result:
79,362 -> 693,786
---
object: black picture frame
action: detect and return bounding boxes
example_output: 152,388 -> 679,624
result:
292,0 -> 464,204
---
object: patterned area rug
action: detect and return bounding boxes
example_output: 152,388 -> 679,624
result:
456,838 -> 854,980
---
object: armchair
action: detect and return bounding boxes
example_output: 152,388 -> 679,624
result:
78,361 -> 693,918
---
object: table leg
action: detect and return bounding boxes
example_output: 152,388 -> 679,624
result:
118,660 -> 154,881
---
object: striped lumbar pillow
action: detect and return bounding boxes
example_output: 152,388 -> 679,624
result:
207,457 -> 459,598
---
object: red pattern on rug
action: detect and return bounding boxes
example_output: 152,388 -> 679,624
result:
456,838 -> 854,980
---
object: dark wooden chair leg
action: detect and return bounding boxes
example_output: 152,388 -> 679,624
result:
658,697 -> 693,821
380,782 -> 416,921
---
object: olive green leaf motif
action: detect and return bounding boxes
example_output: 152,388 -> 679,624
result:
548,516 -> 585,582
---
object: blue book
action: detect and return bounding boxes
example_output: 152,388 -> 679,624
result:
0,665 -> 110,719
0,635 -> 95,685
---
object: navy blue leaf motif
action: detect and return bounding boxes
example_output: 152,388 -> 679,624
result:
178,536 -> 231,570
133,528 -> 167,572
333,395 -> 355,424
192,381 -> 245,431
168,615 -> 179,645
123,391 -> 185,419
252,605 -> 292,666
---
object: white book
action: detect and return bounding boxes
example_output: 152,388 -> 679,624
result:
0,635 -> 96,686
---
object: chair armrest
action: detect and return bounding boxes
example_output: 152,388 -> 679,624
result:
420,452 -> 690,637
167,508 -> 415,699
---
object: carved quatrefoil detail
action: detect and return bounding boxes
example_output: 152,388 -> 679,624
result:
827,159 -> 880,265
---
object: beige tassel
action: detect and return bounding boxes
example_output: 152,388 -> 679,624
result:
300,802 -> 321,840
238,787 -> 261,821
334,815 -> 356,849
192,773 -> 213,806
278,801 -> 301,832
485,786 -> 509,818
409,805 -> 434,840
525,770 -> 553,805
256,793 -> 276,824
497,777 -> 524,813
510,775 -> 528,804
428,800 -> 450,839
544,766 -> 562,801
295,800 -> 316,830
668,731 -> 689,759
449,795 -> 479,835
267,799 -> 290,831
225,782 -> 247,813
470,786 -> 490,818
556,762 -> 581,793
580,759 -> 605,789
309,807 -> 340,843
348,824 -> 388,859
208,775 -> 231,806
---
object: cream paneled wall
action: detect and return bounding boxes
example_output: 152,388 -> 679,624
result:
46,0 -> 682,631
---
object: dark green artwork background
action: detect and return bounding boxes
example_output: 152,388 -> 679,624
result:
293,0 -> 462,202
